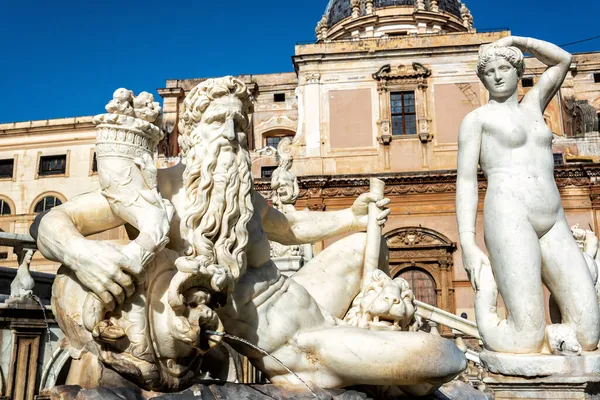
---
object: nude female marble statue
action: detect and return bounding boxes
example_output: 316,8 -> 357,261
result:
456,36 -> 600,355
36,76 -> 466,393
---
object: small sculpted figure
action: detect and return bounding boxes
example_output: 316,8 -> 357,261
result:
268,137 -> 313,261
456,36 -> 600,356
37,77 -> 465,393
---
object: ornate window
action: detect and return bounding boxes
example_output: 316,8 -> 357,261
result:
390,91 -> 416,135
33,196 -> 62,213
261,166 -> 277,179
262,129 -> 295,150
385,226 -> 457,315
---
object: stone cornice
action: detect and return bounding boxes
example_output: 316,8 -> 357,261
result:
255,164 -> 600,198
0,116 -> 95,135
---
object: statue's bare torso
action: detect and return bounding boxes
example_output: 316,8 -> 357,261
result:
477,101 -> 561,236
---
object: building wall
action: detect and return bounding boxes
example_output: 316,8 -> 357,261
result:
0,118 -> 126,273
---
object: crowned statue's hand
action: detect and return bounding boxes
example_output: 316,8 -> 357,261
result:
461,242 -> 490,291
351,193 -> 391,230
69,238 -> 144,312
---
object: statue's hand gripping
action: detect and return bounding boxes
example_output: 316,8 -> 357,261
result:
69,238 -> 143,314
351,193 -> 391,230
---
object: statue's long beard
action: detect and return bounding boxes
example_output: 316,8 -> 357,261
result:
176,136 -> 254,283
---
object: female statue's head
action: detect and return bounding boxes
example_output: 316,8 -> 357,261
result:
477,45 -> 525,99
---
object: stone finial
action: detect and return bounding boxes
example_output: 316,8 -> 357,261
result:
460,2 -> 474,30
365,0 -> 374,14
316,14 -> 328,41
351,0 -> 360,18
415,0 -> 426,11
429,0 -> 439,12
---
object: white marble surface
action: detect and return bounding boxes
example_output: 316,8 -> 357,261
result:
456,36 -> 600,358
37,76 -> 466,392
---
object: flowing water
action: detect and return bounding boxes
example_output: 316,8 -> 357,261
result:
30,294 -> 52,338
204,329 -> 323,399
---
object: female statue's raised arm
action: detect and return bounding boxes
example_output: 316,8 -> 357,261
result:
456,111 -> 490,291
493,36 -> 572,111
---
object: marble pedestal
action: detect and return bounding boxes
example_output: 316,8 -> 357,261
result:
484,374 -> 600,399
481,350 -> 600,399
480,350 -> 600,377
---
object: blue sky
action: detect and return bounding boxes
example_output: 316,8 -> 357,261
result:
0,0 -> 598,123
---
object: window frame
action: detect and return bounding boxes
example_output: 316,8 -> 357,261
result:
35,151 -> 70,179
260,166 -> 277,179
33,196 -> 63,214
89,149 -> 98,176
0,157 -> 16,181
390,91 -> 417,136
521,77 -> 534,88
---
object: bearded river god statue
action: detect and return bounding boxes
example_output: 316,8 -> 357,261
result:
456,37 -> 600,376
35,76 -> 466,396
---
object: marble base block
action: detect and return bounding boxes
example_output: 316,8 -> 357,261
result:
484,374 -> 600,399
480,350 -> 600,377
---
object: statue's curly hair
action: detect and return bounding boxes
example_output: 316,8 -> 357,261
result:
178,76 -> 254,157
477,45 -> 525,78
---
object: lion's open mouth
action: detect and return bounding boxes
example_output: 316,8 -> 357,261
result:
368,315 -> 402,331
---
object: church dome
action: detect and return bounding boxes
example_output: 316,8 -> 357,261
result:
316,0 -> 474,42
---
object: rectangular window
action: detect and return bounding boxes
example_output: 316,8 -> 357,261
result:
0,252 -> 7,260
92,152 -> 98,173
266,136 -> 282,149
274,93 -> 286,102
594,73 -> 600,83
261,166 -> 277,179
390,92 -> 416,136
39,154 -> 67,176
553,153 -> 564,166
0,159 -> 14,179
522,77 -> 534,87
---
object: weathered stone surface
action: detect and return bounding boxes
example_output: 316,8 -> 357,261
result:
483,374 -> 600,399
50,383 -> 371,400
480,350 -> 600,377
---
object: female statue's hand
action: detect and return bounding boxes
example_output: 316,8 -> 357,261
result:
461,243 -> 490,291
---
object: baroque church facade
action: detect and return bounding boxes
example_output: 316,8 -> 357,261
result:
1,0 -> 600,322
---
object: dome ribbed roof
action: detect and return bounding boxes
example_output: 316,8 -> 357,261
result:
325,0 -> 463,28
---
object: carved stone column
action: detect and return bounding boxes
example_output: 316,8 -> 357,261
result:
6,320 -> 46,400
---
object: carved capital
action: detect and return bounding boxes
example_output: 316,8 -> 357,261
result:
305,73 -> 321,85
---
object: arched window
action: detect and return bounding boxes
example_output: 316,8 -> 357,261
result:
397,268 -> 437,307
0,199 -> 11,215
34,196 -> 62,213
263,129 -> 295,150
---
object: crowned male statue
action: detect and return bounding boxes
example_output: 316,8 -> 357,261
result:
36,76 -> 466,395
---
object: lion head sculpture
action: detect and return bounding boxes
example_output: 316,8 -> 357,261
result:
344,269 -> 421,332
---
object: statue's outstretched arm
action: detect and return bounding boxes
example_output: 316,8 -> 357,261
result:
258,190 -> 390,245
495,36 -> 572,111
456,112 -> 489,290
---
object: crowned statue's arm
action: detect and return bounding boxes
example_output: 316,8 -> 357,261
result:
457,36 -> 599,356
